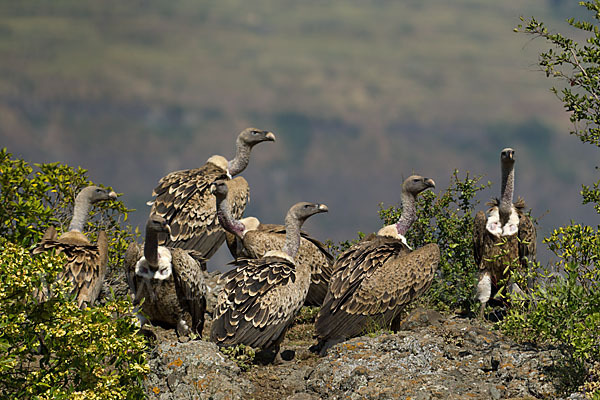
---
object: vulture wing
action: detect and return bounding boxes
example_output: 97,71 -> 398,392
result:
151,162 -> 249,258
171,248 -> 207,335
211,256 -> 300,349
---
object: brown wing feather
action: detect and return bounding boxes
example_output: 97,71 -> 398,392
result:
123,241 -> 143,297
33,231 -> 105,307
349,243 -> 440,314
315,238 -> 438,341
515,201 -> 536,267
41,225 -> 58,241
473,210 -> 487,268
238,225 -> 334,306
171,248 -> 207,335
150,163 -> 249,259
210,256 -> 302,349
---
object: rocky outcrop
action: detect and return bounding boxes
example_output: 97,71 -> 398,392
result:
142,307 -> 586,400
144,328 -> 253,400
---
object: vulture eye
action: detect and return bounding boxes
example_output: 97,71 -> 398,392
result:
413,178 -> 420,183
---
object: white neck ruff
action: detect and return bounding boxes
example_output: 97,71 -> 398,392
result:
376,225 -> 412,250
486,205 -> 519,238
135,246 -> 173,280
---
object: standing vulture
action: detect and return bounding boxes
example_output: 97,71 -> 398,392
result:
33,186 -> 117,308
473,147 -> 536,318
149,128 -> 276,259
314,175 -> 440,355
211,180 -> 334,306
124,215 -> 207,336
210,201 -> 328,362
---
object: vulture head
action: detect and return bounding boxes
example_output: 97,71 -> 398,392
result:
78,186 -> 118,204
288,202 -> 329,224
210,179 -> 229,202
146,214 -> 171,236
403,175 -> 436,197
501,147 -> 515,166
238,128 -> 276,147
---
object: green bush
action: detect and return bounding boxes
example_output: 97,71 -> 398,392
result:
0,239 -> 148,399
501,3 -> 600,397
501,224 -> 600,395
0,147 -> 138,282
378,169 -> 489,313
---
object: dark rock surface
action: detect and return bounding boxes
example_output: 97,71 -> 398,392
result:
142,307 -> 586,400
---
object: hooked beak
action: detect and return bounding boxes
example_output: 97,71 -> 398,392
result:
318,204 -> 329,213
424,178 -> 436,189
265,131 -> 276,141
108,191 -> 118,199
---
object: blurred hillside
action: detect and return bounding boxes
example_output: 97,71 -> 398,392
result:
0,0 -> 596,269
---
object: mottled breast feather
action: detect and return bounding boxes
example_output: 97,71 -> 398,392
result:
33,229 -> 108,308
150,162 -> 249,259
315,236 -> 440,341
211,256 -> 309,349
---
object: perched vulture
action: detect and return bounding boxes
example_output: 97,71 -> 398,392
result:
124,215 -> 207,336
149,128 -> 276,259
210,201 -> 328,362
211,180 -> 334,306
314,175 -> 440,355
33,186 -> 117,308
473,147 -> 536,317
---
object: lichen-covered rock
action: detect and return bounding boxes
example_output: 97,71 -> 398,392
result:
303,309 -> 562,399
144,328 -> 253,399
141,307 -> 586,400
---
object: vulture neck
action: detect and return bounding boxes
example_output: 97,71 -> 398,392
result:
68,192 -> 92,232
144,226 -> 160,269
227,138 -> 252,176
215,194 -> 246,238
395,191 -> 417,236
282,214 -> 302,259
499,161 -> 515,225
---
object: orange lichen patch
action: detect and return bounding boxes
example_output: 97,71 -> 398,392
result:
342,342 -> 366,351
152,387 -> 160,394
168,358 -> 183,368
464,393 -> 479,398
194,378 -> 209,390
500,362 -> 515,369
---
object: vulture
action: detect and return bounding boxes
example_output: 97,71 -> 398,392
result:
33,185 -> 117,308
211,180 -> 334,306
314,175 -> 440,355
124,215 -> 207,336
149,128 -> 276,259
473,147 -> 536,318
210,201 -> 328,362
